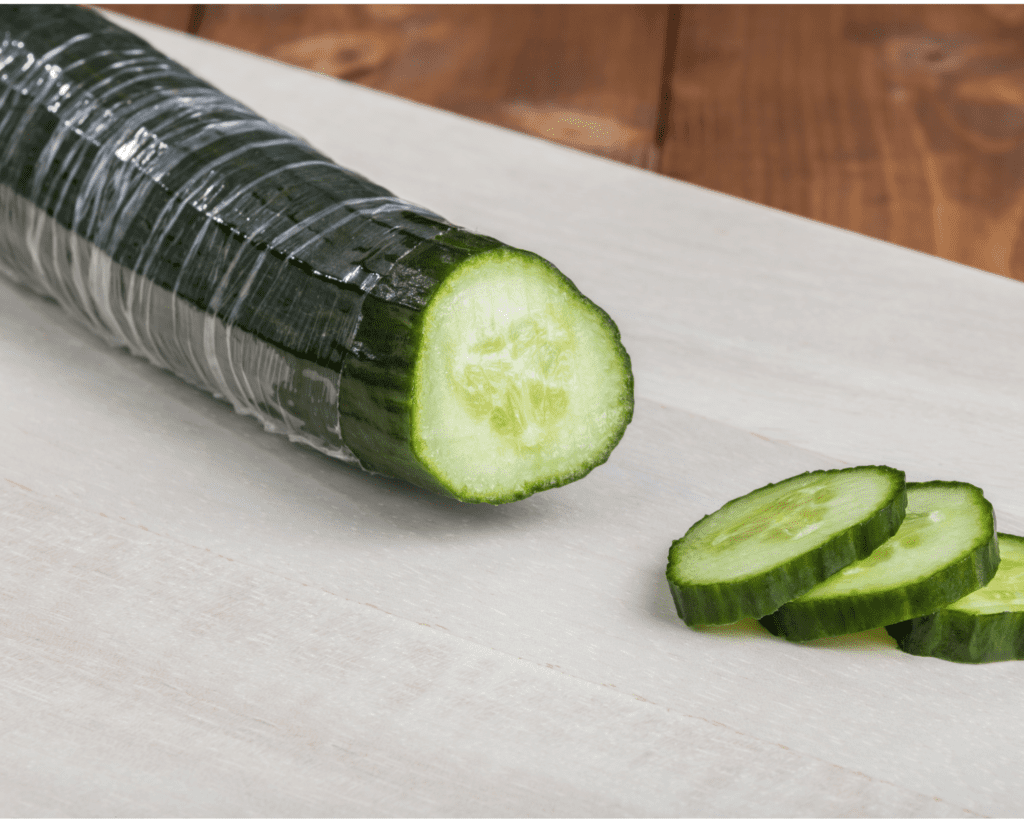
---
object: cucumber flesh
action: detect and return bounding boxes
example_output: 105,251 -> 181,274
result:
667,466 -> 907,626
887,533 -> 1024,663
761,482 -> 999,642
413,248 -> 632,503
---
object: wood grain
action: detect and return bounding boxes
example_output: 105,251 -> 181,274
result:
661,5 -> 1024,282
193,4 -> 670,169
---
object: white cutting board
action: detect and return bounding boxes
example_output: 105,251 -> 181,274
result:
2,14 -> 1023,817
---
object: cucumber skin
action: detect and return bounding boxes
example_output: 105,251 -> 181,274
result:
667,467 -> 908,626
886,609 -> 1024,664
761,482 -> 1000,642
0,6 -> 633,503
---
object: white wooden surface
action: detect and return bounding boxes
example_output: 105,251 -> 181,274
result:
3,15 -> 1024,816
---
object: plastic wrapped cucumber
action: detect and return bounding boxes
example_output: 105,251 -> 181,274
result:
0,5 -> 633,503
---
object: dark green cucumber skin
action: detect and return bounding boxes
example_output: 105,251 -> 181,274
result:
0,5 -> 632,502
761,482 -> 1000,643
886,533 -> 1024,663
885,609 -> 1024,664
667,466 -> 908,626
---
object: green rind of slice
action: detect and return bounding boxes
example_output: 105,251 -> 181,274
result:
761,481 -> 999,643
667,466 -> 907,626
886,533 -> 1024,663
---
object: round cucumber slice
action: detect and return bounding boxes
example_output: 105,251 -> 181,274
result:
762,481 -> 999,642
886,533 -> 1024,663
412,247 -> 633,504
666,466 -> 907,626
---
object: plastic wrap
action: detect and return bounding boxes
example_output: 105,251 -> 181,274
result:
0,5 -> 476,465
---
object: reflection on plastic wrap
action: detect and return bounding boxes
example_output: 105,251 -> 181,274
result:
0,5 -> 455,465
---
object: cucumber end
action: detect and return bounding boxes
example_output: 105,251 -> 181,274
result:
411,247 -> 633,504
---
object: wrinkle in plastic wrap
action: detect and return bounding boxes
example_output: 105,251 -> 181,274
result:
0,5 -> 460,465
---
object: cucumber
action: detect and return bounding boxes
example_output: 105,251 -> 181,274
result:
886,533 -> 1024,663
0,6 -> 633,503
666,466 -> 907,626
761,482 -> 999,642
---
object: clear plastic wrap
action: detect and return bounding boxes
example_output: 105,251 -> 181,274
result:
0,5 -> 462,464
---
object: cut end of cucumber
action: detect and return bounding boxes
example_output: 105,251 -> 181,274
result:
412,247 -> 633,504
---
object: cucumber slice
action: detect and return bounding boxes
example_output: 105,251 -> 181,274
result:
886,533 -> 1024,663
761,482 -> 999,642
666,466 -> 907,626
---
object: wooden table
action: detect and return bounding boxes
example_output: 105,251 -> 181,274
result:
4,7 -> 1024,816
104,3 -> 1024,283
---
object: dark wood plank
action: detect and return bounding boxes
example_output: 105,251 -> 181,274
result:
95,4 -> 199,33
660,4 -> 1024,282
195,4 -> 669,169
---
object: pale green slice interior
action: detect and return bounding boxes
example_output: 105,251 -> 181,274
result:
672,468 -> 901,584
412,248 -> 631,503
799,484 -> 990,601
947,534 -> 1024,614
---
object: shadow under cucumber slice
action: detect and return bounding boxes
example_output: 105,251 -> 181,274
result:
761,481 -> 999,642
667,466 -> 907,626
886,533 -> 1024,663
